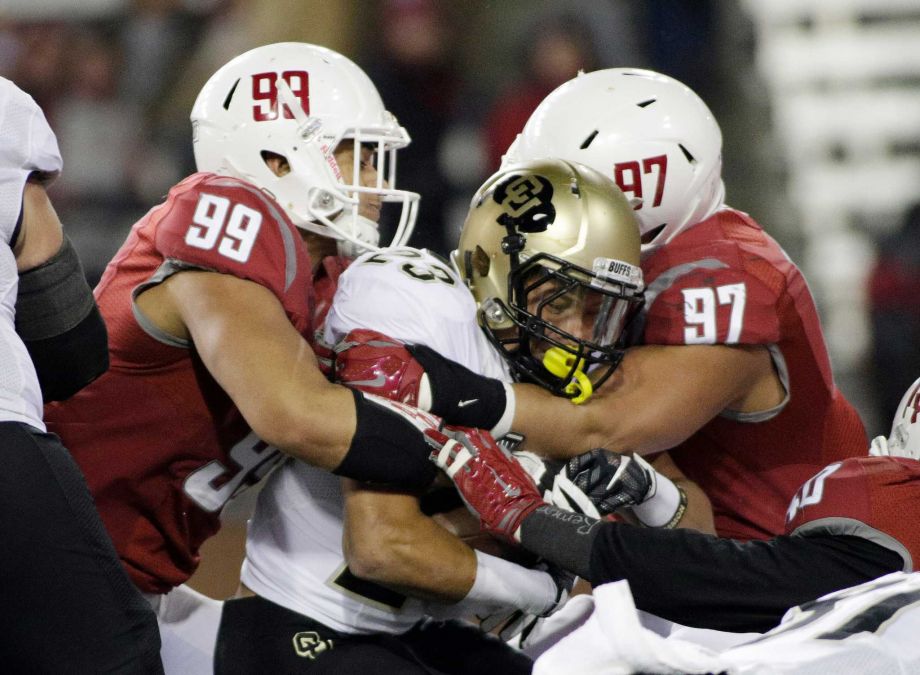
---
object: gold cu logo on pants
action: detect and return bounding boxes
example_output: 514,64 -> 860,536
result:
292,631 -> 334,660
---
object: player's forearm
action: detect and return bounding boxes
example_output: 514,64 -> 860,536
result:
342,486 -> 477,603
519,506 -> 904,632
510,381 -> 611,456
669,478 -> 715,534
348,534 -> 476,603
647,452 -> 716,534
173,273 -> 439,487
588,528 -> 904,632
508,361 -> 697,459
343,487 -> 559,616
514,345 -> 769,459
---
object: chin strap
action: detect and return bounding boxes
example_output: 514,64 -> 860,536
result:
331,211 -> 381,258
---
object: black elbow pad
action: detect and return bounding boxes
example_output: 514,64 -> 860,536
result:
15,237 -> 109,401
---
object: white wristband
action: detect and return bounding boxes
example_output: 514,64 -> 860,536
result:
631,473 -> 687,528
463,550 -> 556,616
490,382 -> 516,439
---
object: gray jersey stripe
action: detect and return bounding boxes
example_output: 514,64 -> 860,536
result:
131,259 -> 204,348
642,258 -> 729,313
721,344 -> 790,422
792,517 -> 913,573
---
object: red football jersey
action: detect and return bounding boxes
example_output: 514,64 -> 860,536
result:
785,456 -> 920,571
45,173 -> 314,593
312,255 -> 350,376
640,208 -> 867,540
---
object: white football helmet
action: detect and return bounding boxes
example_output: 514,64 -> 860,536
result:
191,42 -> 419,256
870,377 -> 920,461
503,68 -> 725,256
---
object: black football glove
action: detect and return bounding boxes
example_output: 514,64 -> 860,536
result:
550,448 -> 657,518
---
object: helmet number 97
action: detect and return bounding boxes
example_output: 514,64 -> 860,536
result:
613,155 -> 667,209
251,71 -> 310,121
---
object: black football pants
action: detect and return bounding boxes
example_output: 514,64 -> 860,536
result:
0,422 -> 163,674
216,595 -> 533,674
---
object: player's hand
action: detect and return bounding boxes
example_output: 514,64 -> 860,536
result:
551,448 -> 657,518
333,329 -> 427,404
335,331 -> 513,435
425,425 -> 544,543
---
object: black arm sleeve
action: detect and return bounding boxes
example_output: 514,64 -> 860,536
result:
334,388 -> 438,488
587,524 -> 904,633
23,304 -> 108,402
519,507 -> 903,633
15,237 -> 109,402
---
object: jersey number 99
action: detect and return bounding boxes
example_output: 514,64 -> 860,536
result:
185,193 -> 263,263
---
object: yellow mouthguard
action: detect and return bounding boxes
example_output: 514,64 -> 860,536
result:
542,347 -> 593,404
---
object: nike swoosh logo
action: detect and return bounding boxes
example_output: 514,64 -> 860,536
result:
347,374 -> 387,388
486,464 -> 521,498
457,399 -> 479,408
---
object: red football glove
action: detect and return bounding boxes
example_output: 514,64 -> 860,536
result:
335,329 -> 514,435
425,425 -> 544,543
333,329 -> 428,405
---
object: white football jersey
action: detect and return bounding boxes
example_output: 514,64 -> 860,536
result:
722,571 -> 920,674
534,573 -> 920,674
0,77 -> 62,430
242,247 -> 510,634
323,247 -> 509,380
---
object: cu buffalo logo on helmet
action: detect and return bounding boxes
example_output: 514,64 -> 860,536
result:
493,174 -> 556,233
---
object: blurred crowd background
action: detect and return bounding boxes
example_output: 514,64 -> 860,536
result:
3,0 -> 920,441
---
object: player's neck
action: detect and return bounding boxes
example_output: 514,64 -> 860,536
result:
301,232 -> 339,273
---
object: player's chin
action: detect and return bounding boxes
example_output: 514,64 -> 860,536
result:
359,204 -> 381,223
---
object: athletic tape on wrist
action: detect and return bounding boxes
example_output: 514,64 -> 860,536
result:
632,475 -> 687,528
417,373 -> 432,411
465,550 -> 557,616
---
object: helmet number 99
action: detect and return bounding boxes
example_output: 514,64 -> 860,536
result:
614,155 -> 667,209
251,71 -> 310,121
186,193 -> 263,263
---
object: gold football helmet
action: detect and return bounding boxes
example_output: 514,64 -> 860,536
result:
452,158 -> 644,399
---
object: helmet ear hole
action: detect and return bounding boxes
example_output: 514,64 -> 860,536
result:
579,130 -> 598,149
472,246 -> 491,278
678,143 -> 696,164
260,151 -> 290,177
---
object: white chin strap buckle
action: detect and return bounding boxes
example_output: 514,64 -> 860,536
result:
332,211 -> 381,258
